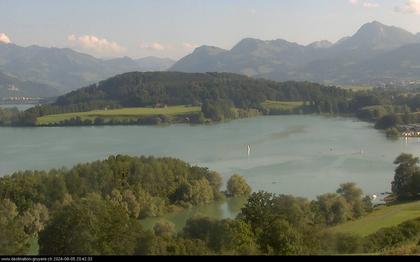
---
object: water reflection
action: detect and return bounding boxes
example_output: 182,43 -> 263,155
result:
140,197 -> 247,232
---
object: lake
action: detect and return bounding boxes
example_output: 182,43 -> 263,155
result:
0,104 -> 35,111
0,115 -> 418,229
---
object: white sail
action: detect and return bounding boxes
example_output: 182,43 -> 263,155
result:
247,145 -> 251,156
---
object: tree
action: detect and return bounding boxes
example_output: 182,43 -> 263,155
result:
226,174 -> 252,197
94,117 -> 105,125
337,182 -> 370,218
239,192 -> 314,234
258,218 -> 303,255
183,217 -> 217,245
203,171 -> 224,200
239,191 -> 276,233
221,219 -> 258,255
135,232 -> 211,255
201,99 -> 237,121
0,155 -> 222,218
21,203 -> 49,236
385,128 -> 400,139
39,194 -> 144,255
153,219 -> 176,238
182,217 -> 257,255
108,189 -> 141,218
375,114 -> 401,130
314,193 -> 351,226
0,199 -> 32,255
174,179 -> 214,206
334,233 -> 363,254
391,153 -> 420,199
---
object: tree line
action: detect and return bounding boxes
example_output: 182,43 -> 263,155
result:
2,152 -> 420,255
5,72 -> 420,129
0,154 -> 374,255
0,72 -> 353,125
5,72 -> 420,128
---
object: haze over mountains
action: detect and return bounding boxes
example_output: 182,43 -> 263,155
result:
3,21 -> 420,100
0,43 -> 175,98
171,21 -> 420,86
0,71 -> 60,99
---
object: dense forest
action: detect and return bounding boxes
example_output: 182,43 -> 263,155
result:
3,72 -> 420,133
0,155 -> 230,217
0,72 -> 351,126
1,153 -> 420,255
42,72 -> 349,110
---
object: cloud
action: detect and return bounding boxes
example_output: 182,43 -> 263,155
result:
363,2 -> 380,8
67,34 -> 125,55
349,0 -> 379,8
139,41 -> 200,52
395,0 -> 420,14
0,33 -> 11,44
182,43 -> 199,50
137,41 -> 200,58
139,41 -> 166,51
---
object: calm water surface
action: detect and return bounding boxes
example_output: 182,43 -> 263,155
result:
0,104 -> 34,111
1,115 -> 418,229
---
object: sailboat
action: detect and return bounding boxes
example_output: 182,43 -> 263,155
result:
247,145 -> 251,156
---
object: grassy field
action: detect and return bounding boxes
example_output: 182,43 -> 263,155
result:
338,85 -> 374,91
37,106 -> 201,125
261,100 -> 304,110
330,201 -> 420,237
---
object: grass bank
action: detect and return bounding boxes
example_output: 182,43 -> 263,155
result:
36,105 -> 201,125
330,201 -> 420,237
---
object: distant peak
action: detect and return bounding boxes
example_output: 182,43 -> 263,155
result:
271,38 -> 299,45
356,21 -> 409,35
307,40 -> 333,49
196,45 -> 220,50
370,20 -> 384,26
239,37 -> 265,43
231,38 -> 265,50
193,45 -> 226,53
357,21 -> 387,32
333,20 -> 417,51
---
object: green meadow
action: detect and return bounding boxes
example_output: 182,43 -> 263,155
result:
261,100 -> 304,110
36,106 -> 200,125
330,201 -> 420,237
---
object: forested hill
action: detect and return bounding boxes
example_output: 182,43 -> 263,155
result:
30,71 -> 350,114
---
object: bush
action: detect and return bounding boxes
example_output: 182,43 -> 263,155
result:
375,114 -> 401,130
385,128 -> 400,139
226,175 -> 252,197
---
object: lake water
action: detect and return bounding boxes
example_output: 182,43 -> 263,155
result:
1,115 -> 418,229
0,104 -> 35,111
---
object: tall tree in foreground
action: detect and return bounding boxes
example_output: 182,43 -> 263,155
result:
258,218 -> 303,255
392,153 -> 420,200
39,193 -> 144,255
0,199 -> 32,255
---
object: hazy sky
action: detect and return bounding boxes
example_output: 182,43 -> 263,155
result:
2,0 -> 420,59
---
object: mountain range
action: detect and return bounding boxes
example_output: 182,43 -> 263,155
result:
3,21 -> 420,99
171,21 -> 420,86
0,43 -> 175,98
0,71 -> 60,99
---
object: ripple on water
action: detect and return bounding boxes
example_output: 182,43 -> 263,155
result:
0,115 -> 414,198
